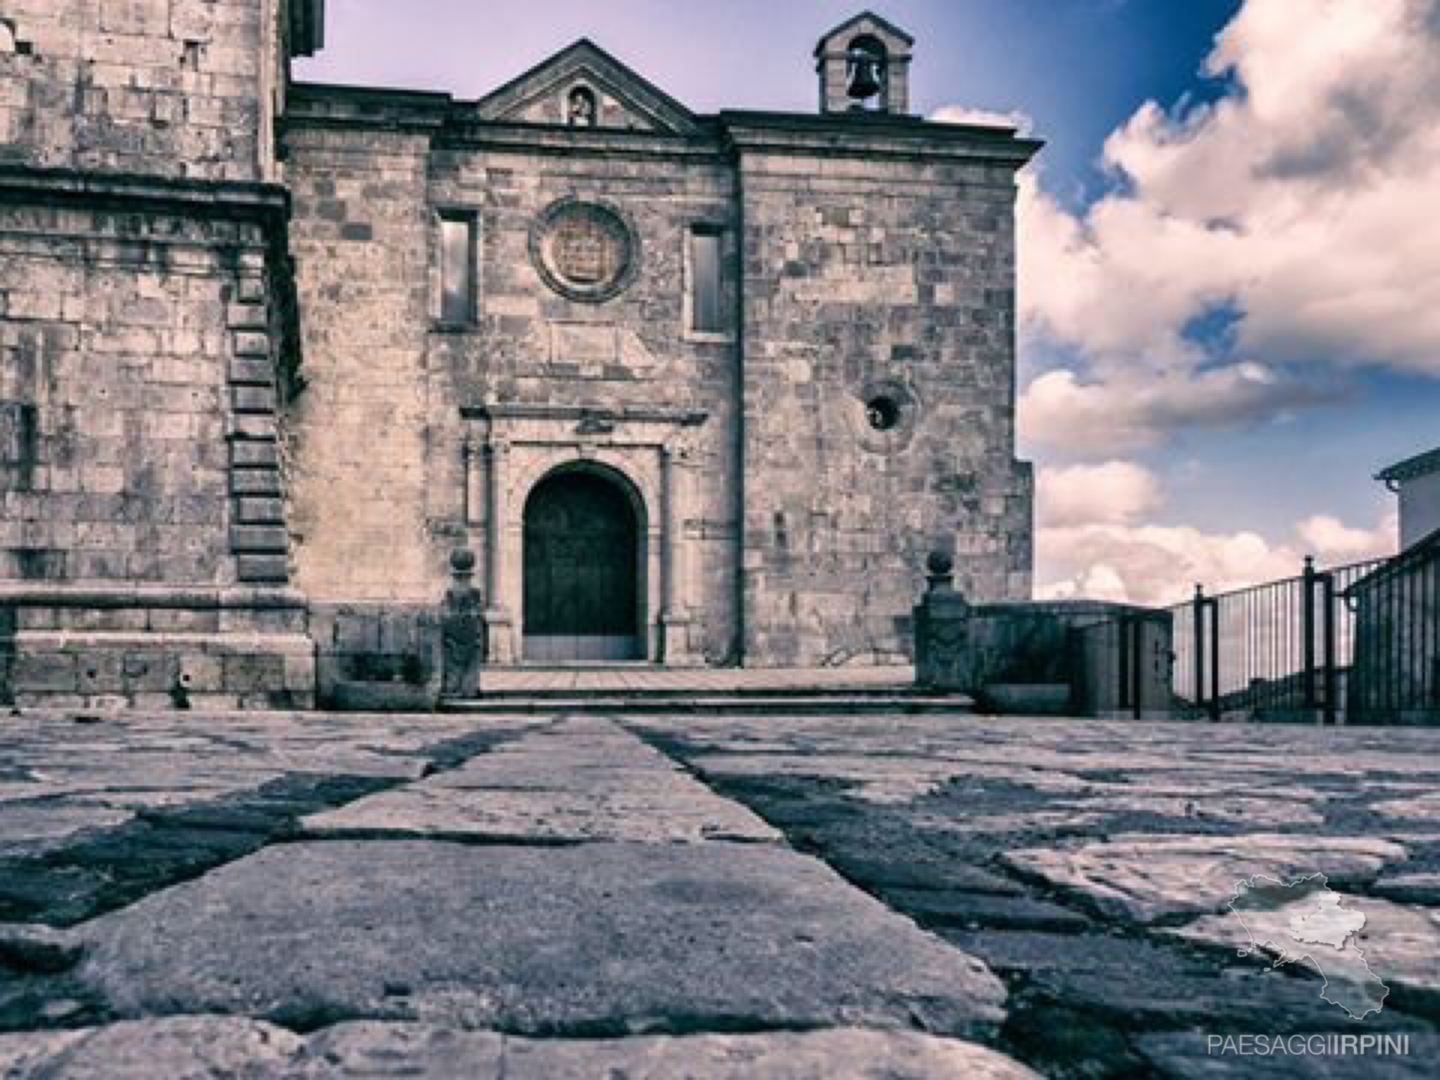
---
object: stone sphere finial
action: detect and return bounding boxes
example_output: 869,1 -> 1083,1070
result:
449,548 -> 477,575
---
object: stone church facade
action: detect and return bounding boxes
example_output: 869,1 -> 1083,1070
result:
0,2 -> 1036,705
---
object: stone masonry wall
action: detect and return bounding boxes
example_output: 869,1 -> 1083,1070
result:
425,142 -> 741,663
0,181 -> 310,708
283,122 -> 436,604
738,146 -> 1032,667
0,194 -> 281,585
285,106 -> 743,662
0,0 -> 281,183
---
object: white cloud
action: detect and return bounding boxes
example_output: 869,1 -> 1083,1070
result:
1296,512 -> 1397,561
929,105 -> 1034,135
1036,460 -> 1163,526
1036,511 -> 1399,607
1016,0 -> 1440,454
1021,366 -> 1344,452
1037,523 -> 1298,607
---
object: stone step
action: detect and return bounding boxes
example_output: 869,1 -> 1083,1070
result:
463,682 -> 924,700
440,693 -> 973,715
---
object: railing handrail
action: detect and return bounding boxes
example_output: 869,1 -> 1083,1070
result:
1166,544 -> 1436,724
1164,554 -> 1393,613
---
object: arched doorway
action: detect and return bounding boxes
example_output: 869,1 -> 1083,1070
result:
522,467 -> 643,662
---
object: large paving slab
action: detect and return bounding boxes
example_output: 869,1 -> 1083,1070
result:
0,1017 -> 1038,1078
5,705 -> 1440,1078
1167,890 -> 1440,1016
73,839 -> 1008,1039
1000,833 -> 1409,924
0,709 -> 549,858
626,712 -> 1440,1078
302,715 -> 779,844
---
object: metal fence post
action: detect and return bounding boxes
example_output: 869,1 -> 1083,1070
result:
1322,570 -> 1338,725
1192,584 -> 1206,715
1208,593 -> 1221,721
1302,556 -> 1317,711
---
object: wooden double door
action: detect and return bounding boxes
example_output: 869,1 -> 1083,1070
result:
522,470 -> 642,662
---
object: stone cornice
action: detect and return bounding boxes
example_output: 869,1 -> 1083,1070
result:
464,403 -> 709,427
287,84 -> 729,161
718,110 -> 1042,166
0,166 -> 291,223
285,84 -> 1042,167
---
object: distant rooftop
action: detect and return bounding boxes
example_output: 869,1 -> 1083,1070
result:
1377,446 -> 1440,483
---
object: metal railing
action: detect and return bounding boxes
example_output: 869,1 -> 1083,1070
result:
1170,547 -> 1439,723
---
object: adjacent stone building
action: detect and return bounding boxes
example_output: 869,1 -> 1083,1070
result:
0,0 -> 322,707
0,4 -> 1038,702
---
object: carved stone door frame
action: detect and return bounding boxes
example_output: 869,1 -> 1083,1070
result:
461,403 -> 705,666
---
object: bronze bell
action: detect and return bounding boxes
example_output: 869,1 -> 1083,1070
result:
846,47 -> 885,102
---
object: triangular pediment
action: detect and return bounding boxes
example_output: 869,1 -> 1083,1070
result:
474,40 -> 701,135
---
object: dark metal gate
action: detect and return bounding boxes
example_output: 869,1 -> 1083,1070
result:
522,470 -> 641,662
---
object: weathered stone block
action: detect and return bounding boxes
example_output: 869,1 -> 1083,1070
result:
230,415 -> 276,441
221,652 -> 285,693
232,385 -> 276,414
235,554 -> 289,582
235,496 -> 284,524
227,302 -> 267,330
233,331 -> 270,357
231,525 -> 288,553
229,357 -> 274,386
230,439 -> 279,468
230,468 -> 281,497
123,650 -> 180,692
177,653 -> 224,692
75,651 -> 124,693
13,651 -> 77,692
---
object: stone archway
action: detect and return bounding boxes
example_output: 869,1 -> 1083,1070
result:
521,465 -> 644,662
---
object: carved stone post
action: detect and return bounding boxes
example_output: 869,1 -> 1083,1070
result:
658,443 -> 695,664
483,440 -> 514,663
441,548 -> 484,698
914,551 -> 971,690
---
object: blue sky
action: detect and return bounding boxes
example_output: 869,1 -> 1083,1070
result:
297,1 -> 1440,604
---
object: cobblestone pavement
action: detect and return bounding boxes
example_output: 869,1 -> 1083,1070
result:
0,707 -> 1437,1077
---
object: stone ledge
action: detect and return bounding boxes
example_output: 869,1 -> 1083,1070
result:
15,631 -> 314,655
0,165 -> 291,222
0,583 -> 307,609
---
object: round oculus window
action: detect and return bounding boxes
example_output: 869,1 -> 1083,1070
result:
531,199 -> 638,303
